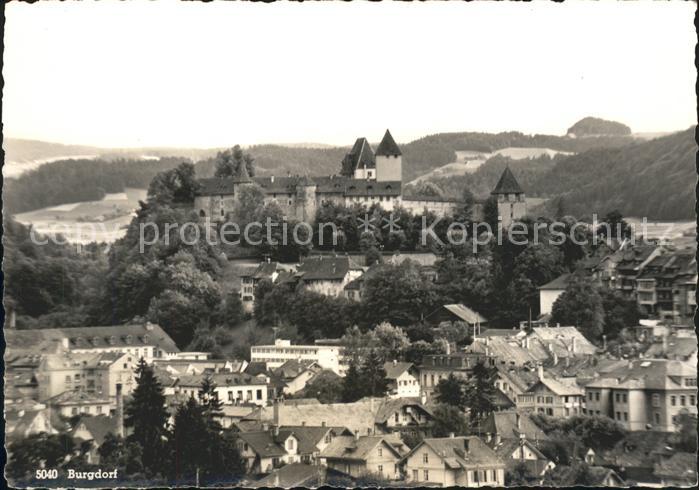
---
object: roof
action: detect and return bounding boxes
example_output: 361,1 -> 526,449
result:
296,256 -> 361,281
320,435 -> 406,461
442,304 -> 488,324
47,390 -> 112,406
481,411 -> 549,442
477,329 -> 521,338
383,361 -> 414,380
531,326 -> 598,356
236,431 -> 287,458
176,372 -> 265,388
585,359 -> 697,391
72,415 -> 119,446
644,335 -> 698,360
600,431 -> 673,469
196,178 -> 242,196
253,463 -> 321,488
491,166 -> 524,195
491,438 -> 550,472
239,261 -> 283,279
371,397 -> 434,425
343,179 -> 401,197
407,436 -> 505,469
7,323 -> 179,354
375,129 -> 402,157
275,359 -> 321,379
538,273 -> 573,290
341,137 -> 376,176
239,426 -> 344,458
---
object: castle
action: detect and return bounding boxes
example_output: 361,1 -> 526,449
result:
194,129 -> 526,225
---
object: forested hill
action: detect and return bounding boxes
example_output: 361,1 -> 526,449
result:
530,127 -> 697,220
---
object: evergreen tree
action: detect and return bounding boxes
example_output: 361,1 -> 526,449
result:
342,359 -> 365,402
463,360 -> 498,424
198,374 -> 223,430
360,349 -> 389,397
124,358 -> 169,476
431,404 -> 469,438
434,373 -> 466,410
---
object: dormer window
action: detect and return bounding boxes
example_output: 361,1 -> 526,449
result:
92,336 -> 100,346
109,336 -> 116,345
143,334 -> 150,344
126,335 -> 133,345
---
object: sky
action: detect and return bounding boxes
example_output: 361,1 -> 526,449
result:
3,1 -> 696,148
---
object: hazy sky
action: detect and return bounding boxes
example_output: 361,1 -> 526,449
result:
3,1 -> 696,148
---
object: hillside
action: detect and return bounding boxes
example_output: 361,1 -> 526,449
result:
529,127 -> 696,220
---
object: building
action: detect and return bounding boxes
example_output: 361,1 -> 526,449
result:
295,255 -> 364,298
37,351 -> 137,402
418,352 -> 494,396
194,130 -> 525,224
490,438 -> 555,481
273,359 -> 325,395
240,261 -> 296,312
424,304 -> 488,332
173,372 -> 270,406
5,323 -> 180,363
250,339 -> 347,375
612,244 -> 664,300
236,425 -> 349,474
538,273 -> 572,316
384,361 -> 421,398
46,390 -> 113,417
402,436 -> 506,487
584,359 -> 697,431
370,397 -> 435,436
491,166 -> 527,229
70,415 -> 121,464
479,410 -> 549,445
516,366 -> 585,417
635,251 -> 696,322
320,435 -> 409,480
152,357 -> 248,376
5,408 -> 67,441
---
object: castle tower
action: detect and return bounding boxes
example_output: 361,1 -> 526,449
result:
295,175 -> 317,223
341,137 -> 376,180
375,129 -> 402,182
491,166 -> 526,228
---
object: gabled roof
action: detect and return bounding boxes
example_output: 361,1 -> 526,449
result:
491,438 -> 549,466
253,463 -> 322,488
275,359 -> 321,379
176,371 -> 265,388
538,273 -> 573,291
481,410 -> 549,442
405,436 -> 504,468
296,256 -> 361,281
491,166 -> 524,195
196,178 -> 240,196
442,304 -> 488,324
341,138 -> 376,176
375,129 -> 402,157
383,361 -> 415,380
72,415 -> 119,446
237,431 -> 287,458
47,390 -> 111,406
585,359 -> 696,391
320,435 -> 406,461
526,376 -> 584,396
344,179 -> 401,197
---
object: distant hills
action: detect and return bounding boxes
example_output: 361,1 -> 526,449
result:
566,117 -> 632,137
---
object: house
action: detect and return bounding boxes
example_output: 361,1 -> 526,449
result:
643,333 -> 698,364
490,438 -> 555,480
320,435 -> 409,480
494,366 -> 540,404
239,261 -> 296,313
152,358 -> 247,376
635,251 -> 696,322
652,452 -> 698,486
584,359 -> 697,431
597,431 -> 674,485
252,463 -> 326,488
402,435 -> 506,487
424,304 -> 488,332
46,390 -> 113,417
250,338 -> 347,375
516,366 -> 585,417
70,415 -> 121,464
236,425 -> 350,474
371,397 -> 435,436
418,351 -> 494,396
273,359 -> 324,395
384,361 -> 421,398
37,351 -> 137,401
5,408 -> 67,441
538,273 -> 573,315
295,255 -> 364,298
173,372 -> 270,406
613,244 -> 664,300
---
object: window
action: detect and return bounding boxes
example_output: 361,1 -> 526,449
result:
492,470 -> 497,481
615,412 -> 621,420
623,412 -> 628,422
378,448 -> 383,457
422,453 -> 429,464
395,413 -> 399,423
412,470 -> 418,481
652,394 -> 660,407
564,396 -> 569,403
622,393 -> 628,403
287,438 -> 295,450
654,412 -> 661,425
596,392 -> 600,402
96,406 -> 103,414
671,396 -> 677,406
377,465 -> 383,475
423,470 -> 429,481
228,391 -> 234,401
257,389 -> 263,400
691,395 -> 696,405
680,396 -> 686,406
615,393 -> 620,403
686,378 -> 697,387
65,375 -> 72,384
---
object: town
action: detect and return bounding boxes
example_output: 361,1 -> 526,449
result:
4,131 -> 697,488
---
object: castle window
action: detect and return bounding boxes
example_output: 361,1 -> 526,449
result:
221,209 -> 225,217
199,210 -> 206,218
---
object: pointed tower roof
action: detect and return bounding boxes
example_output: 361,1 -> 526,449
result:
375,129 -> 402,156
491,166 -> 524,195
341,137 -> 376,176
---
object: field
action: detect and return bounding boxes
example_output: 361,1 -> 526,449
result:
13,188 -> 147,244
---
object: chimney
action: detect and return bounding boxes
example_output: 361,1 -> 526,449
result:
393,359 -> 397,366
556,323 -> 560,328
525,337 -> 530,350
445,343 -> 451,355
537,364 -> 544,381
602,334 -> 607,351
494,432 -> 501,445
565,356 -> 570,368
420,390 -> 427,406
449,432 -> 455,438
572,337 -> 576,354
116,383 -> 124,438
485,432 -> 492,443
516,412 -> 521,432
271,175 -> 275,183
662,335 -> 668,354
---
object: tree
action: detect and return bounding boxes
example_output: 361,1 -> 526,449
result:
7,433 -> 75,482
215,290 -> 245,329
463,360 -> 498,423
98,433 -> 145,476
431,404 -> 468,438
600,287 -> 642,340
403,339 -> 447,364
198,375 -> 224,429
124,358 -> 169,476
596,210 -> 632,241
483,195 -> 499,231
228,184 -> 266,230
550,274 -> 605,341
673,412 -> 698,453
434,373 -> 466,409
360,349 -> 389,397
295,370 -> 344,404
213,145 -> 255,178
342,359 -> 365,403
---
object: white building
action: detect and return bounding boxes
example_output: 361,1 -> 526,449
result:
384,361 -> 421,398
174,372 -> 269,406
538,273 -> 572,315
251,339 -> 347,376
